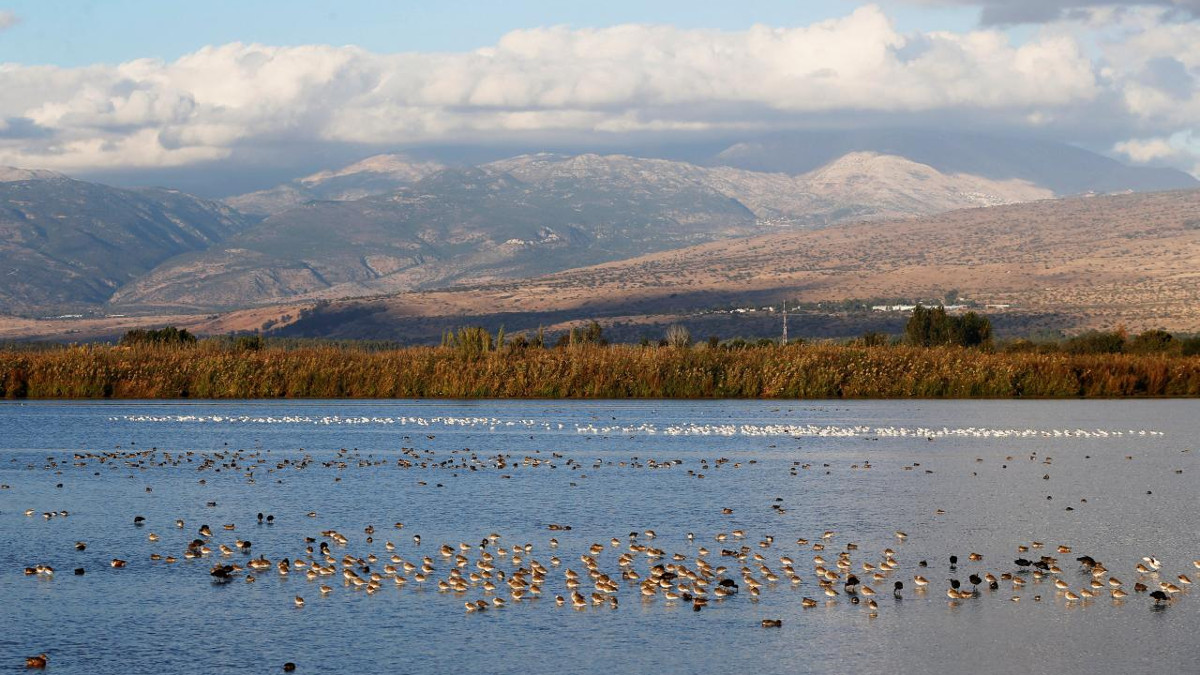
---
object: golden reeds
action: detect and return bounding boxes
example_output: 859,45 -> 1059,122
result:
2,342 -> 1199,399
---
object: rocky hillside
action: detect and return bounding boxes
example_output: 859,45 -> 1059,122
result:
270,188 -> 1200,341
112,152 -> 1050,310
226,153 -> 445,216
0,171 -> 254,314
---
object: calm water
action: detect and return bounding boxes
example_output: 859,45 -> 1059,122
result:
1,400 -> 1197,675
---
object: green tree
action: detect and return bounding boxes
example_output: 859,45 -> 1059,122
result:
119,326 -> 197,347
905,305 -> 991,348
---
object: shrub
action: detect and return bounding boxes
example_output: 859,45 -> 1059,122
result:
119,327 -> 196,347
1127,329 -> 1174,354
1063,330 -> 1126,355
1181,337 -> 1200,357
665,325 -> 692,348
233,335 -> 265,352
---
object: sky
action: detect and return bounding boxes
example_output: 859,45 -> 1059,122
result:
0,0 -> 1198,194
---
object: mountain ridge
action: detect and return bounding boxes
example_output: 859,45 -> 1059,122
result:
110,151 -> 1051,311
0,174 -> 255,314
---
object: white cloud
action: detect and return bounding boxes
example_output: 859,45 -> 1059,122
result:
1114,136 -> 1178,162
0,10 -> 18,32
0,4 -> 1193,174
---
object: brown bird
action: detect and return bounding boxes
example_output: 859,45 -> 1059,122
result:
25,653 -> 48,669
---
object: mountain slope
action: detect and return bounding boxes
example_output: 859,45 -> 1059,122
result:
0,172 -> 255,314
113,162 -> 759,310
113,153 -> 1050,310
275,188 -> 1200,339
714,129 -> 1199,195
225,153 -> 445,215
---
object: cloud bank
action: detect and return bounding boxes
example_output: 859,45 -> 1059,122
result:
0,5 -> 1195,176
907,0 -> 1200,25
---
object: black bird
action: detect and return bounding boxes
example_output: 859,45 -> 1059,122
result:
1015,558 -> 1032,567
844,574 -> 861,593
949,555 -> 958,569
893,581 -> 904,598
210,564 -> 236,581
133,515 -> 146,526
1150,590 -> 1170,603
1077,555 -> 1097,568
969,574 -> 982,589
257,512 -> 264,523
948,579 -> 961,590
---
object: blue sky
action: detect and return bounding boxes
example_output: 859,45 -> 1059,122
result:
0,0 -> 980,66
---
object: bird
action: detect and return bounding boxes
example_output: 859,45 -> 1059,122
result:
761,619 -> 782,628
25,654 -> 48,669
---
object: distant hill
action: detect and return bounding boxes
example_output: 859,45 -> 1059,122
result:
713,129 -> 1199,195
112,152 -> 1049,310
0,171 -> 254,314
225,154 -> 445,216
272,188 -> 1200,340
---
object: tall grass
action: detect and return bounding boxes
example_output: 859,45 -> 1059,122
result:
2,342 -> 1200,399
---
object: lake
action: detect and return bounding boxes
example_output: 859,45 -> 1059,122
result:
1,400 -> 1197,674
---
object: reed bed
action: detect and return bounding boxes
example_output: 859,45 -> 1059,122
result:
2,343 -> 1200,399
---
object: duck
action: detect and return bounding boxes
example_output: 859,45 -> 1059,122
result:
761,619 -> 782,628
25,653 -> 48,669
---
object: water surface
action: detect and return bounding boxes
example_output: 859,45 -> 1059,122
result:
1,400 -> 1196,675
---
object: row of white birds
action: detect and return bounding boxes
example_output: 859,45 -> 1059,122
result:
113,414 -> 1163,440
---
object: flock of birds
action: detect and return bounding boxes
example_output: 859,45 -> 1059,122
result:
115,413 -> 1166,441
5,426 -> 1195,672
17,507 -> 1199,669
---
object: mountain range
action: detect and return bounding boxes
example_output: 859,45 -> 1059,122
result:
0,130 -> 1197,331
270,188 -> 1200,342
